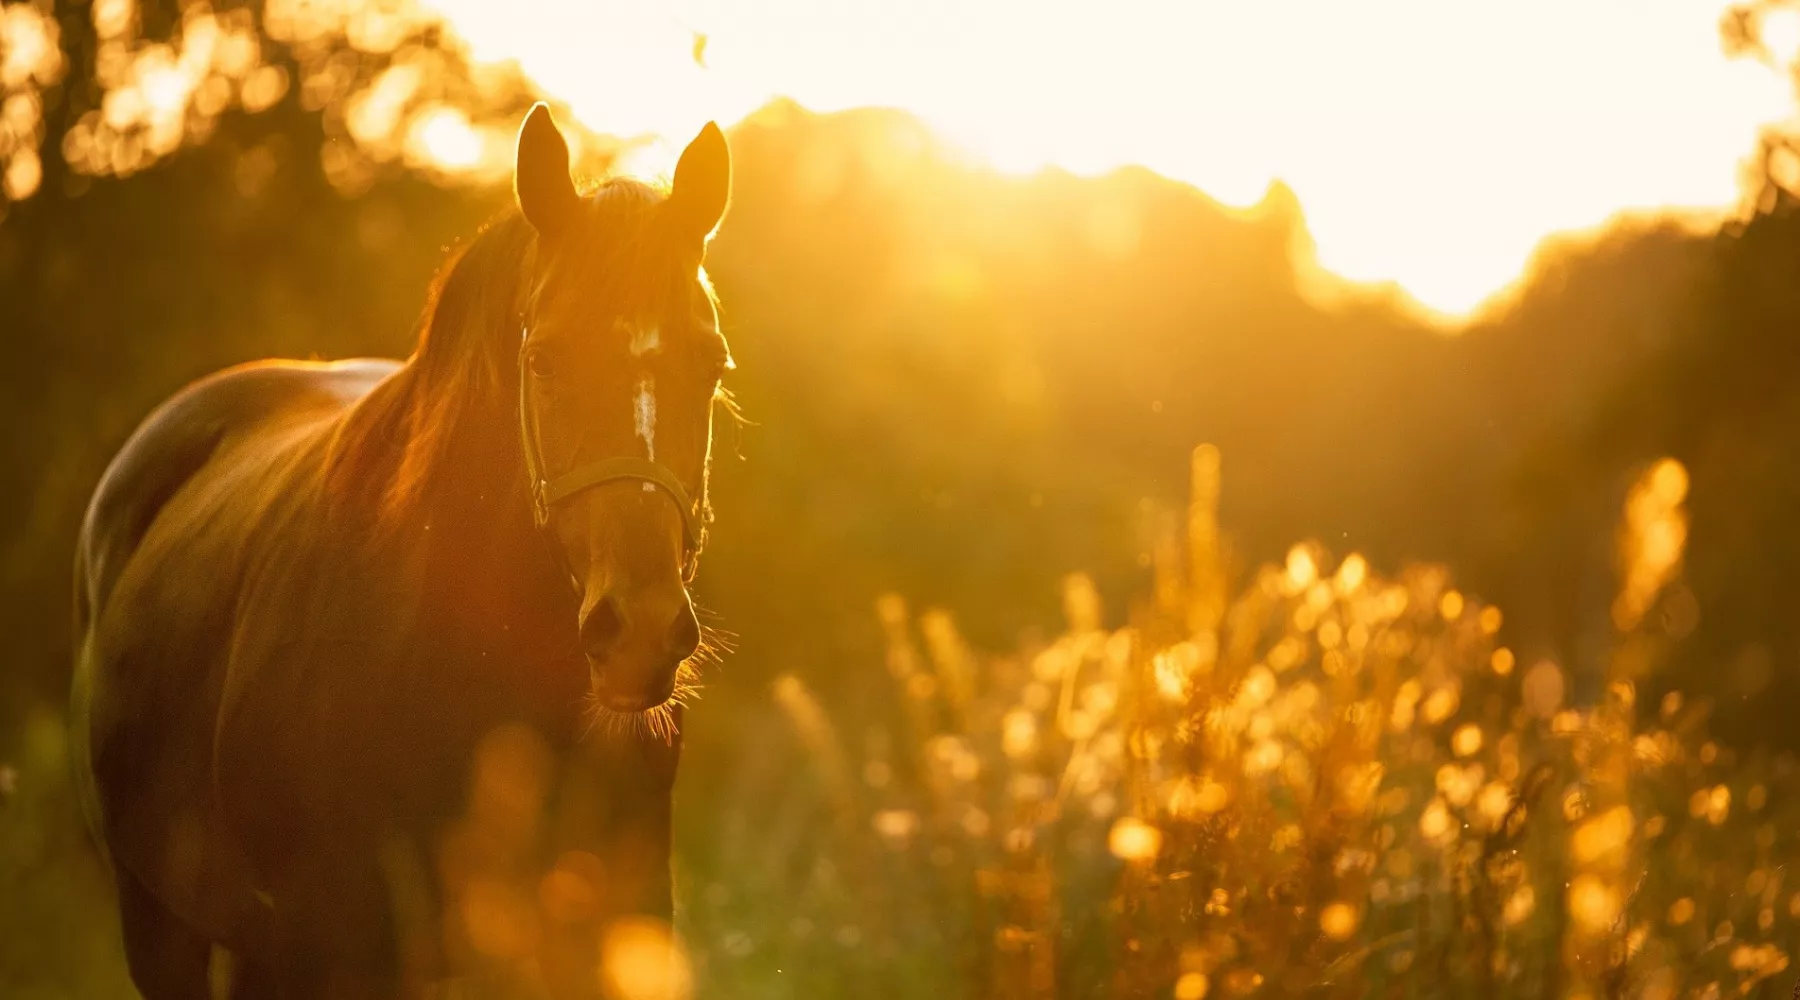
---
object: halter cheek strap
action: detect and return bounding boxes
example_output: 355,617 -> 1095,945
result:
517,331 -> 704,561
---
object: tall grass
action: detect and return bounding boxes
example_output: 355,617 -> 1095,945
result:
764,445 -> 1797,999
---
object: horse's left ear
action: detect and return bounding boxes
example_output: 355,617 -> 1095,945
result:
669,122 -> 730,243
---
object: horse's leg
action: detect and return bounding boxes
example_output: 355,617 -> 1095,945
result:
224,953 -> 281,1000
254,856 -> 401,1000
116,871 -> 213,1000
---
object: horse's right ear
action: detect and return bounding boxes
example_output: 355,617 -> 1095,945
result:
516,103 -> 578,240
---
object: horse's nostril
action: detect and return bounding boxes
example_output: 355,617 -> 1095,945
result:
581,595 -> 627,661
669,607 -> 701,663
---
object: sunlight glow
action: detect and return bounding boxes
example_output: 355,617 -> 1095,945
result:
408,105 -> 483,170
417,0 -> 1799,321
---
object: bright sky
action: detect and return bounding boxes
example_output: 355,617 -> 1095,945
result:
424,0 -> 1800,321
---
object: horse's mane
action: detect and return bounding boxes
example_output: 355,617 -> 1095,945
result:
326,179 -> 682,517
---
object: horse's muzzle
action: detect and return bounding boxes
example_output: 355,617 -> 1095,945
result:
581,590 -> 700,711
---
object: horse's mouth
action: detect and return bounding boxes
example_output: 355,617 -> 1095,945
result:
583,667 -> 686,743
594,689 -> 672,714
586,660 -> 680,714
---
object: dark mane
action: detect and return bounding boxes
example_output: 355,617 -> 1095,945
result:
324,178 -> 690,517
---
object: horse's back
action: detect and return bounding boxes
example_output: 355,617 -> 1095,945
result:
76,358 -> 396,621
72,357 -> 397,947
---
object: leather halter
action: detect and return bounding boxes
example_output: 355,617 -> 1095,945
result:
517,329 -> 704,574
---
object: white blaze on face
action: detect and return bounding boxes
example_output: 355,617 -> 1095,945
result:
629,322 -> 661,357
628,321 -> 660,488
634,374 -> 656,476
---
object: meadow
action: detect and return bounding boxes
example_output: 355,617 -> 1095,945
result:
664,449 -> 1799,1000
10,1 -> 1800,996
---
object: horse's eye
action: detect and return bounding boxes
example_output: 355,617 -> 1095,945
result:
527,347 -> 556,380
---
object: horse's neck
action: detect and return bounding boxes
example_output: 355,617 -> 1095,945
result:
347,361 -> 577,676
422,390 -> 570,636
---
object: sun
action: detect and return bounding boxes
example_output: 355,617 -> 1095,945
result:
422,0 -> 1799,325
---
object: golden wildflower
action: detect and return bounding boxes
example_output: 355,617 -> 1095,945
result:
1572,806 -> 1632,865
1451,723 -> 1482,757
1705,785 -> 1731,826
1504,886 -> 1536,926
1490,647 -> 1515,675
1421,686 -> 1459,725
1569,875 -> 1620,934
1391,679 -> 1421,732
1002,709 -> 1037,759
1419,798 -> 1452,841
1319,901 -> 1360,940
1668,898 -> 1696,926
1439,590 -> 1465,621
1476,782 -> 1512,823
1224,969 -> 1263,995
1108,817 -> 1162,861
1478,606 -> 1503,634
1243,738 -> 1283,776
1285,546 -> 1318,592
872,809 -> 920,846
1522,660 -> 1565,717
1175,973 -> 1210,999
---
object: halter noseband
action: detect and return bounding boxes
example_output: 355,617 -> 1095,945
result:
517,329 -> 704,573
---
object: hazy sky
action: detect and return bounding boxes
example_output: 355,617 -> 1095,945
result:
426,0 -> 1799,319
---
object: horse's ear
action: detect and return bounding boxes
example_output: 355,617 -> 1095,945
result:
669,121 -> 730,244
516,103 -> 578,240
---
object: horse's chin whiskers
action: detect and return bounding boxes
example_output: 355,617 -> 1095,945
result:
580,658 -> 705,746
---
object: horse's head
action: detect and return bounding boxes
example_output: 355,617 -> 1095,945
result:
512,104 -> 732,722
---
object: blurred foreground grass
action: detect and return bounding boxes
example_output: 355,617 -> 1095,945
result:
684,446 -> 1798,1000
5,446 -> 1796,999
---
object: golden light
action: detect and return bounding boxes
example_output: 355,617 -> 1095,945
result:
1285,546 -> 1318,592
1707,784 -> 1732,826
1522,660 -> 1565,718
1571,806 -> 1633,865
1614,458 -> 1690,630
1490,647 -> 1516,676
1318,901 -> 1360,941
1476,781 -> 1513,823
1504,886 -> 1536,926
1438,590 -> 1465,621
1002,708 -> 1038,758
872,808 -> 920,846
600,917 -> 694,1000
1569,875 -> 1621,934
1420,685 -> 1459,725
1108,816 -> 1163,861
1174,972 -> 1210,999
412,0 -> 1798,322
1668,897 -> 1696,926
1169,775 -> 1231,817
1418,798 -> 1452,841
1451,723 -> 1483,758
1477,606 -> 1503,635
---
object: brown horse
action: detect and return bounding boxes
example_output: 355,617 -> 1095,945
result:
70,104 -> 733,998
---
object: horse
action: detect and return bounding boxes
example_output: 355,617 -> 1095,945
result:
69,103 -> 734,999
